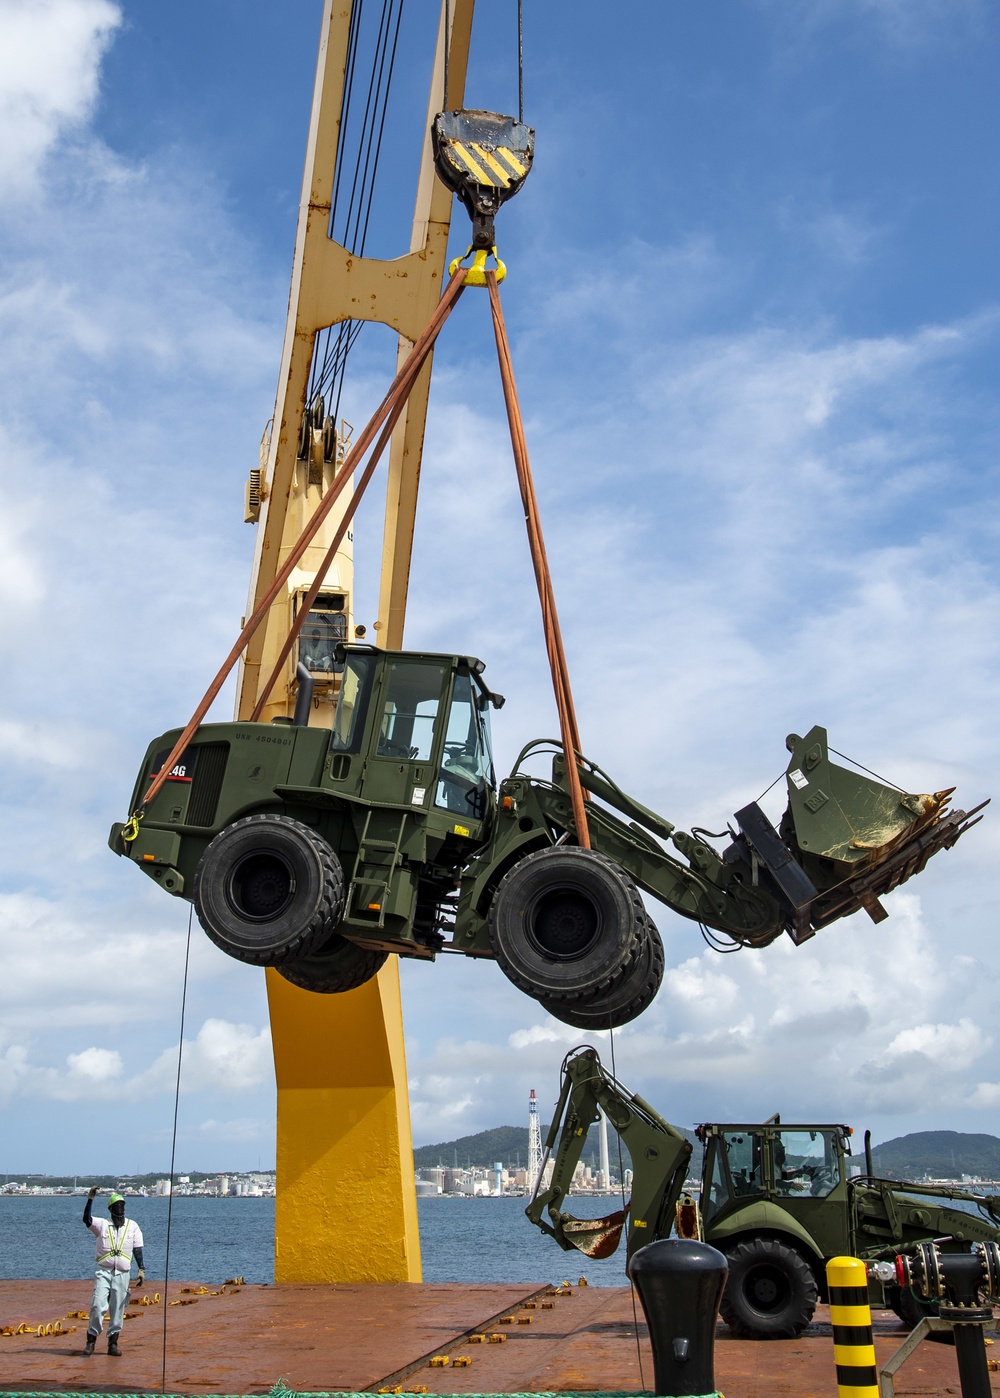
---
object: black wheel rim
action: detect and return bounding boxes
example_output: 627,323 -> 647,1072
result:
225,849 -> 296,923
743,1262 -> 792,1315
526,885 -> 602,961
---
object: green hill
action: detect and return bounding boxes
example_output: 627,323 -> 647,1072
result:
870,1131 -> 1000,1181
413,1124 -> 701,1175
413,1126 -> 532,1171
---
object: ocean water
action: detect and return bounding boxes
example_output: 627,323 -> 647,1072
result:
0,1195 -> 632,1287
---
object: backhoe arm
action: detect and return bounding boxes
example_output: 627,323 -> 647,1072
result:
525,1046 -> 692,1262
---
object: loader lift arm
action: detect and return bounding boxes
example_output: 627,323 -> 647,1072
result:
525,1046 -> 692,1261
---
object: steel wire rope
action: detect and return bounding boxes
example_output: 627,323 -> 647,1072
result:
517,0 -> 524,124
608,1026 -> 647,1391
160,905 -> 193,1395
308,0 -> 365,398
309,0 -> 405,419
331,0 -> 404,430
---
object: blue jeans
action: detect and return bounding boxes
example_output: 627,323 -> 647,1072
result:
88,1267 -> 130,1338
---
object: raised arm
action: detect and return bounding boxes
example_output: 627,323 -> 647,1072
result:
82,1185 -> 98,1228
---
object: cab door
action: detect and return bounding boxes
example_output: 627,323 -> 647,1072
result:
768,1128 -> 851,1261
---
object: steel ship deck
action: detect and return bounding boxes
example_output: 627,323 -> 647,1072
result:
3,1279 -> 997,1396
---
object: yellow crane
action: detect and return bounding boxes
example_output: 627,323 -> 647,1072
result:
236,0 -> 475,1283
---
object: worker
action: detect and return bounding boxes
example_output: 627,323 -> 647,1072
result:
82,1186 -> 145,1356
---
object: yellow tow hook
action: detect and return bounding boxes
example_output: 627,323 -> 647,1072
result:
449,245 -> 507,286
121,810 -> 144,847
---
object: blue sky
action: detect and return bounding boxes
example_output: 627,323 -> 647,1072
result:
1,0 -> 999,1178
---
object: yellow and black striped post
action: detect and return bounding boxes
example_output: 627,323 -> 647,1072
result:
827,1256 -> 879,1398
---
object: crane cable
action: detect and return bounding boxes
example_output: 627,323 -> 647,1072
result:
309,0 -> 406,417
608,1027 -> 647,1391
160,904 -> 193,1394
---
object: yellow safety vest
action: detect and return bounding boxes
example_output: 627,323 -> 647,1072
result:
97,1221 -> 133,1266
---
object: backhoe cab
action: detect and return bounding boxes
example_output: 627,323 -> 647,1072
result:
527,1047 -> 1000,1340
111,644 -> 983,1026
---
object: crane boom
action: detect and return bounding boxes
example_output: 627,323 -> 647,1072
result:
234,0 -> 475,1284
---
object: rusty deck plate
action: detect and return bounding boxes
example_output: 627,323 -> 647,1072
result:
2,1279 -> 997,1396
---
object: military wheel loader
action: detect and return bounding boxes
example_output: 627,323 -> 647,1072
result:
526,1047 -> 1000,1339
111,644 -> 983,1028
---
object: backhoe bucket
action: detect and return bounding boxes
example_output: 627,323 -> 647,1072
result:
560,1206 -> 630,1260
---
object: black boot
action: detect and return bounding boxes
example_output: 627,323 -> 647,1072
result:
84,1333 -> 97,1356
107,1333 -> 121,1356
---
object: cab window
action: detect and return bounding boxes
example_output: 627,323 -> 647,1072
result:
723,1130 -> 764,1197
298,593 -> 347,674
773,1129 -> 840,1198
434,673 -> 494,821
331,654 -> 371,752
704,1139 -> 730,1222
377,662 -> 447,762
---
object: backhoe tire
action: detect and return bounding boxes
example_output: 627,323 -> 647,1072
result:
720,1238 -> 818,1340
539,915 -> 664,1029
488,848 -> 645,1003
277,934 -> 388,994
193,815 -> 345,967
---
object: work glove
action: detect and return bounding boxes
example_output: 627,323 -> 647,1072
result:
133,1273 -> 145,1288
87,1187 -> 99,1199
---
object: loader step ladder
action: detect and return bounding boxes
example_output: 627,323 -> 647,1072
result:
348,810 -> 409,929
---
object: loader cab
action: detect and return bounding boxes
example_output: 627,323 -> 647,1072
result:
702,1121 -> 850,1213
328,646 -> 498,832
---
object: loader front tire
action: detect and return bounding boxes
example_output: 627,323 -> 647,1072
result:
277,935 -> 388,994
193,815 -> 345,967
488,848 -> 644,1002
720,1238 -> 818,1340
538,914 -> 664,1029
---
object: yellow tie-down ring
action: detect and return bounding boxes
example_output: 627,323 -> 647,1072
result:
449,246 -> 507,287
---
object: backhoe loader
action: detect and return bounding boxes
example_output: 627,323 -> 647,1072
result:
111,643 -> 983,1027
526,1047 -> 1000,1339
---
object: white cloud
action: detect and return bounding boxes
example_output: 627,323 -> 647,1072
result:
131,1019 -> 273,1099
756,0 -> 985,49
0,0 -> 121,195
0,1017 -> 272,1105
0,1038 -> 122,1102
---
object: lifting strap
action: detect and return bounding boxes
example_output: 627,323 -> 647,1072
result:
135,255 -> 590,850
485,270 -> 590,848
137,264 -> 468,816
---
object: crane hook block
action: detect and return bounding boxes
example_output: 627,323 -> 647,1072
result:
432,110 -> 534,250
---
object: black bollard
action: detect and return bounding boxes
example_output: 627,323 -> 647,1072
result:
628,1237 -> 728,1398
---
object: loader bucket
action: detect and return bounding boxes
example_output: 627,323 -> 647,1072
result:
779,726 -> 987,932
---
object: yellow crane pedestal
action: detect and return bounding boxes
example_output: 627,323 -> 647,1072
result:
267,962 -> 421,1283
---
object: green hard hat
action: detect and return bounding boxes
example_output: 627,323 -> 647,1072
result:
108,1192 -> 125,1206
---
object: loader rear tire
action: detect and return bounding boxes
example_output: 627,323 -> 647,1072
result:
277,934 -> 388,994
488,848 -> 645,1002
720,1238 -> 818,1340
538,915 -> 664,1029
193,815 -> 345,966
